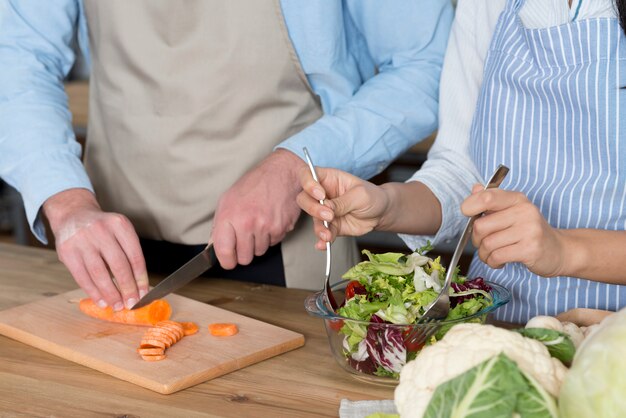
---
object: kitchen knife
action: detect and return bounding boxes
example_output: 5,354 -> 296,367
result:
130,244 -> 218,309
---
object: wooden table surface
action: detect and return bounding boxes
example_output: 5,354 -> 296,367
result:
0,243 -> 394,417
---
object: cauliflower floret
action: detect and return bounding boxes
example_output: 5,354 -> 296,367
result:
560,321 -> 585,348
526,315 -> 564,332
394,323 -> 567,418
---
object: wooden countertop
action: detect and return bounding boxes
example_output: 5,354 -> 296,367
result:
0,243 -> 394,417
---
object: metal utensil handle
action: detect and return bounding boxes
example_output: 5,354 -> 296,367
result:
443,165 -> 510,287
303,147 -> 331,277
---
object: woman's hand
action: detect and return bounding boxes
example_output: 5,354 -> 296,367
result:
297,166 -> 390,250
461,185 -> 566,277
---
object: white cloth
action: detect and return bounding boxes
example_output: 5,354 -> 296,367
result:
339,399 -> 397,418
400,0 -> 618,251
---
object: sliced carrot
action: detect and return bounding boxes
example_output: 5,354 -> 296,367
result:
146,327 -> 178,344
78,298 -> 172,326
140,339 -> 167,349
137,347 -> 165,356
141,354 -> 166,362
180,321 -> 199,336
155,321 -> 184,340
143,333 -> 172,348
208,323 -> 238,337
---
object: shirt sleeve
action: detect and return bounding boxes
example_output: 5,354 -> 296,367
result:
399,0 -> 503,251
0,0 -> 93,244
277,0 -> 454,180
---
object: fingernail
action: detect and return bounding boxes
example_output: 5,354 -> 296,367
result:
97,300 -> 108,309
139,289 -> 148,298
312,188 -> 325,200
321,210 -> 333,221
113,302 -> 124,311
125,298 -> 137,310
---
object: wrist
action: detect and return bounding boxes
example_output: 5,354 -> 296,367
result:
43,188 -> 100,232
556,229 -> 589,277
272,148 -> 307,191
375,183 -> 399,231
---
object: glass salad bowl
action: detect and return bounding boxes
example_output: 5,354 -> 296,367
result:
304,279 -> 511,386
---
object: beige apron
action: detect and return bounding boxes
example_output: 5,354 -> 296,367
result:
82,0 -> 359,289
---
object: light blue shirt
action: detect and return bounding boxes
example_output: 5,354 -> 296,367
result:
0,0 -> 453,243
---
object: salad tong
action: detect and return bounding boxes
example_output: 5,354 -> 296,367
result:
404,164 -> 510,347
303,148 -> 338,311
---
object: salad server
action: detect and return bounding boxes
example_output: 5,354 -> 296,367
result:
303,147 -> 338,311
405,164 -> 510,346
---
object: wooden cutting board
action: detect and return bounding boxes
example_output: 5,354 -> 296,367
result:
0,289 -> 304,394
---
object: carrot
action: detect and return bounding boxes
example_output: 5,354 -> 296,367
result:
140,339 -> 167,349
137,347 -> 165,356
208,323 -> 238,337
78,298 -> 172,326
143,332 -> 172,348
147,327 -> 179,344
141,354 -> 166,362
180,321 -> 199,336
155,321 -> 184,340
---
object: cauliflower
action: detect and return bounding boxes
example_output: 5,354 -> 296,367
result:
394,323 -> 567,418
525,315 -> 565,332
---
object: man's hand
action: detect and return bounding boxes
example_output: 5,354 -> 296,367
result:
211,149 -> 306,269
461,186 -> 566,277
44,188 -> 149,310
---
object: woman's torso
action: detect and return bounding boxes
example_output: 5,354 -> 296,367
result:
467,0 -> 626,323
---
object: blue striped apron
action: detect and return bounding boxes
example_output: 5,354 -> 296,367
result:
467,0 -> 626,323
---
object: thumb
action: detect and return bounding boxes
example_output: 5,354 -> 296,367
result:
330,187 -> 372,219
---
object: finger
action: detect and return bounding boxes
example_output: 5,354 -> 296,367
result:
298,166 -> 326,201
80,247 -> 124,310
484,243 -> 522,270
111,216 -> 149,298
254,233 -> 270,257
462,189 -> 526,217
297,190 -> 335,224
212,222 -> 238,270
472,209 -> 518,246
59,247 -> 106,306
477,227 -> 521,268
97,234 -> 139,310
236,232 -> 255,266
471,184 -> 483,194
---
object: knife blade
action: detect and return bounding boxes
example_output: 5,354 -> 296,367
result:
130,244 -> 218,310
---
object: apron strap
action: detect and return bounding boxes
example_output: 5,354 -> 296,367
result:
507,0 -> 526,13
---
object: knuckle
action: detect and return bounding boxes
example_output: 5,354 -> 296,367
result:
472,218 -> 486,236
489,250 -> 505,267
514,191 -> 528,202
479,191 -> 495,206
481,235 -> 495,253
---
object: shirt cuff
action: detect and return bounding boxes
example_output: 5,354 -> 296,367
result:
13,150 -> 94,244
397,170 -> 473,252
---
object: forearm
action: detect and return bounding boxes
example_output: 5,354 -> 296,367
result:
558,229 -> 626,285
376,181 -> 441,236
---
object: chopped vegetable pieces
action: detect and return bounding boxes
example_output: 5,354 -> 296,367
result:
208,323 -> 239,337
137,320 -> 198,361
180,321 -> 199,336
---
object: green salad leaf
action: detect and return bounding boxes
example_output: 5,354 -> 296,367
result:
336,249 -> 496,378
424,353 -> 558,418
